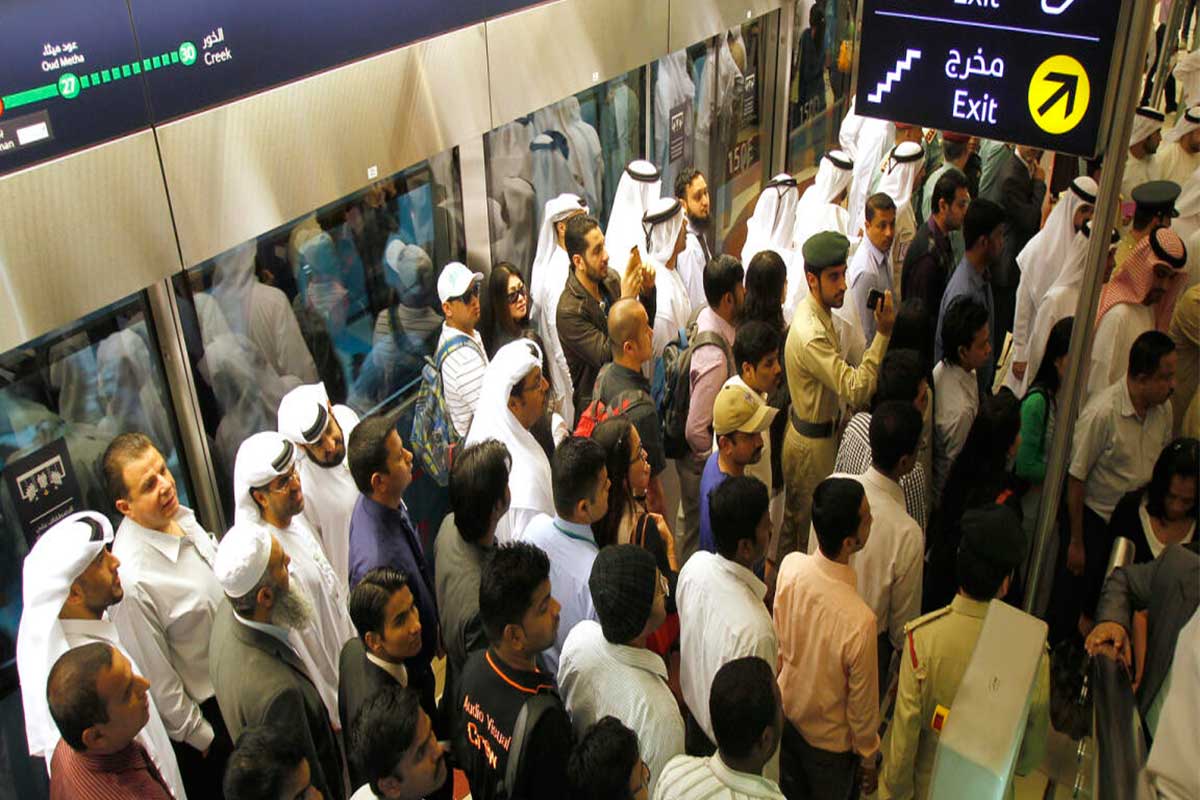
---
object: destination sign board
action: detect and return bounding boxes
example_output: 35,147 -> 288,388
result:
855,0 -> 1125,156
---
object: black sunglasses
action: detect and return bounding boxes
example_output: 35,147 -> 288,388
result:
507,286 -> 528,304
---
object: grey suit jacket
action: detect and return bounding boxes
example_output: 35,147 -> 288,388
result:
1095,542 -> 1200,719
209,602 -> 346,800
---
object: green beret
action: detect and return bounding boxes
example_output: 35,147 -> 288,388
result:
802,231 -> 851,270
959,505 -> 1025,570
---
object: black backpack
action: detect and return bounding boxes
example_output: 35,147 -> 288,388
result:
660,311 -> 735,459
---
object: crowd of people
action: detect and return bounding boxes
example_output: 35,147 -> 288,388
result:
9,69 -> 1200,800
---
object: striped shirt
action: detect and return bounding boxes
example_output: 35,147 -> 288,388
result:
437,324 -> 489,438
50,740 -> 173,800
652,753 -> 785,800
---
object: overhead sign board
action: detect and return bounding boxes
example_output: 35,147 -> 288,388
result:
855,0 -> 1125,157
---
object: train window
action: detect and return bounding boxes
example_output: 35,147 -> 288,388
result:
483,69 -> 646,281
652,19 -> 773,255
172,148 -> 465,517
786,0 -> 855,174
0,291 -> 196,799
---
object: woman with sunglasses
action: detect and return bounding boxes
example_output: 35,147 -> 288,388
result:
479,262 -> 531,357
591,416 -> 679,658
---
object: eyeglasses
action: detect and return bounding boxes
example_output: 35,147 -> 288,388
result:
266,467 -> 300,493
507,286 -> 528,304
628,446 -> 649,466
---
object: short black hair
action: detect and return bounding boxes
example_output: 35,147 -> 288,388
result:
704,254 -> 745,307
1146,438 -> 1198,520
812,477 -> 865,557
931,169 -> 969,216
551,436 -> 608,518
1128,330 -> 1176,379
942,138 -> 968,163
674,168 -> 704,200
224,726 -> 309,800
873,348 -> 926,409
870,401 -> 923,472
941,297 -> 989,367
47,643 -> 113,751
347,412 -> 399,495
733,321 -> 781,374
710,476 -> 770,559
963,198 -> 1006,248
1133,206 -> 1170,230
101,431 -> 155,504
450,440 -> 511,543
479,542 -> 551,644
956,540 -> 1013,601
567,716 -> 640,800
348,686 -> 424,795
565,214 -> 602,265
709,656 -> 778,759
348,567 -> 410,643
865,192 -> 897,223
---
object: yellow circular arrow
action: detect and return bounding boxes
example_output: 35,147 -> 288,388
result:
1028,55 -> 1090,134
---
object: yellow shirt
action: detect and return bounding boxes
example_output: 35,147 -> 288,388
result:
785,293 -> 890,427
879,596 -> 1051,800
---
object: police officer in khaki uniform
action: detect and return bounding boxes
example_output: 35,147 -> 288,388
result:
770,232 -> 893,581
880,505 -> 1050,800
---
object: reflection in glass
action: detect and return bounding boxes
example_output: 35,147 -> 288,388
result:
653,20 -> 770,255
175,150 -> 465,515
785,1 -> 853,177
0,294 -> 194,799
485,70 -> 646,281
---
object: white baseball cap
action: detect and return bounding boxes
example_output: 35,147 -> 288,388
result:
437,262 -> 483,304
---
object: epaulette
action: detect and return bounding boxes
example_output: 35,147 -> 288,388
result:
903,605 -> 952,635
902,606 -> 952,672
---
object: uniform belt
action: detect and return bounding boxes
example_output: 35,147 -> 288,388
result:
790,409 -> 835,439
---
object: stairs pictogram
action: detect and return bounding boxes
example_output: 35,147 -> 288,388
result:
867,49 -> 923,104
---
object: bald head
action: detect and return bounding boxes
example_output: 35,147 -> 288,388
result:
608,298 -> 652,366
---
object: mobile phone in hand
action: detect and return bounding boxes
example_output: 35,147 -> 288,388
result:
867,289 -> 885,311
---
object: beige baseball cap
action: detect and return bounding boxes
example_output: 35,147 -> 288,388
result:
713,383 -> 778,437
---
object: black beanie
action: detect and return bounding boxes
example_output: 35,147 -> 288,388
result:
588,545 -> 657,644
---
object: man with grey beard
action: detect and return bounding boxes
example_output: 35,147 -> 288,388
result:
209,522 -> 346,800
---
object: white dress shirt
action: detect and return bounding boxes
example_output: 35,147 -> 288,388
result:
807,470 -> 923,650
558,620 -> 684,796
1086,303 -> 1155,403
677,551 -> 778,742
521,515 -> 599,676
932,360 -> 979,500
834,412 -> 931,531
653,753 -> 785,800
678,220 -> 712,312
1069,380 -> 1174,522
61,618 -> 188,800
270,517 -> 356,725
110,507 -> 223,751
847,236 -> 892,346
297,405 -> 360,588
1141,608 -> 1200,800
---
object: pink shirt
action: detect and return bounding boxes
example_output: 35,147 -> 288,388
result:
773,550 -> 880,758
685,307 -> 737,455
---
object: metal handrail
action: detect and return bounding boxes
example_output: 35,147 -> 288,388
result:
1088,536 -> 1146,800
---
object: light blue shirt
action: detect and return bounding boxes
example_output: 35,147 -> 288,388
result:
521,514 -> 599,677
847,235 -> 892,346
233,613 -> 295,651
935,256 -> 996,392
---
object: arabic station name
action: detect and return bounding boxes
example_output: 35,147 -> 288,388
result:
202,27 -> 232,66
41,41 -> 85,72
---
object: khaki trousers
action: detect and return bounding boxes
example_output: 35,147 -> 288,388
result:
774,427 -> 838,563
675,454 -> 705,567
